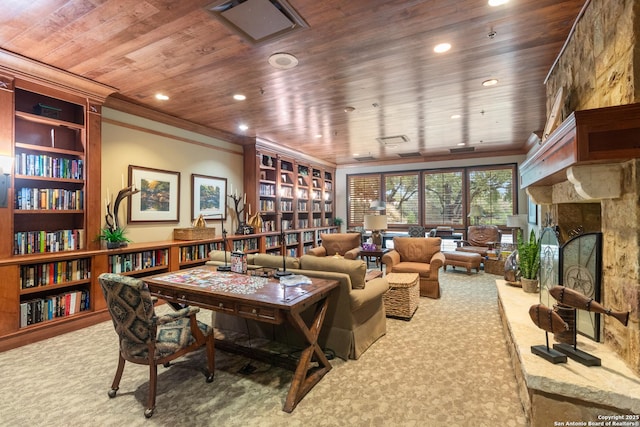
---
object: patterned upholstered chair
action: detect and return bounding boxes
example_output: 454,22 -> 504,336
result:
98,273 -> 215,418
407,226 -> 426,237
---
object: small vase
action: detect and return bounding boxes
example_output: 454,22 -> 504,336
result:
522,278 -> 539,293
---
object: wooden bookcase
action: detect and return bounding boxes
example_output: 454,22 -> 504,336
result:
0,56 -> 114,351
244,143 -> 337,257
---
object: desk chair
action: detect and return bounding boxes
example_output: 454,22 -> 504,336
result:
99,273 -> 215,418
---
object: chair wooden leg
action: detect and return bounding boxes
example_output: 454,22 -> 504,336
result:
145,363 -> 157,418
108,353 -> 126,398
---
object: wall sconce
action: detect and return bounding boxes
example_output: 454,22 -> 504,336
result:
0,155 -> 13,208
468,205 -> 484,225
364,214 -> 388,247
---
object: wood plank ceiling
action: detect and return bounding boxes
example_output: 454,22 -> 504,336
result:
1,0 -> 586,166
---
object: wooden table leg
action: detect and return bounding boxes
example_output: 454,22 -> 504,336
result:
282,295 -> 332,413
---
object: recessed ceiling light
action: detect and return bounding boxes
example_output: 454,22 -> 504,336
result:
344,106 -> 355,113
488,0 -> 509,6
457,142 -> 466,146
155,93 -> 169,101
434,43 -> 451,53
482,79 -> 499,87
238,124 -> 248,131
268,52 -> 298,70
315,134 -> 322,138
451,114 -> 461,119
233,94 -> 246,101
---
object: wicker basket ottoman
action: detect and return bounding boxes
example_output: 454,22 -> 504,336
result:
383,272 -> 420,320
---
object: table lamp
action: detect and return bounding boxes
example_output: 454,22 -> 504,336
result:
468,205 -> 483,225
364,214 -> 387,247
506,214 -> 527,242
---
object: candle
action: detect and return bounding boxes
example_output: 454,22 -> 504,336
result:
244,192 -> 246,204
248,204 -> 251,215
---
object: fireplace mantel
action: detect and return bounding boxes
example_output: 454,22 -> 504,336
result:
520,103 -> 640,193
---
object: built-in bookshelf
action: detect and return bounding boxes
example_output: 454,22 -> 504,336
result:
243,143 -> 336,258
0,60 -> 110,351
18,256 -> 92,328
12,88 -> 91,256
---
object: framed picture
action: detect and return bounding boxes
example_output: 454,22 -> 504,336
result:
128,165 -> 180,223
528,196 -> 537,224
191,174 -> 227,220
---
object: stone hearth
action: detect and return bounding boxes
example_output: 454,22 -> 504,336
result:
497,280 -> 640,427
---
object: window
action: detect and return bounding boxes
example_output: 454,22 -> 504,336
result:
347,164 -> 516,229
423,170 -> 463,226
385,173 -> 419,225
347,175 -> 381,227
467,166 -> 516,225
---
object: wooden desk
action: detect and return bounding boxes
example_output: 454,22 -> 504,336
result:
144,266 -> 338,413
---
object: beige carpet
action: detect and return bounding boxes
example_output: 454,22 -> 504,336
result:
0,270 -> 527,427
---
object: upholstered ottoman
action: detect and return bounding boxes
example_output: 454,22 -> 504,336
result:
443,251 -> 482,274
383,273 -> 420,320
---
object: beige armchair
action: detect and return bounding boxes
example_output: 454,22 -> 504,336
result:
455,225 -> 502,257
382,237 -> 445,299
307,233 -> 361,260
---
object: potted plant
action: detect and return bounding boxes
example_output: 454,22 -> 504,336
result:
99,227 -> 131,249
517,229 -> 540,293
333,217 -> 343,232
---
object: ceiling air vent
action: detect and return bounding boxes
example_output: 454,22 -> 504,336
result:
354,156 -> 377,162
377,135 -> 410,146
397,152 -> 422,158
449,146 -> 476,154
206,0 -> 308,44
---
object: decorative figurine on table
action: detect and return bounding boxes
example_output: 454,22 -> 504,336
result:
228,192 -> 254,235
104,185 -> 140,233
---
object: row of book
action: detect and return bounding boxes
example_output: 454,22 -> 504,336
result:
232,238 -> 258,252
107,249 -> 169,273
259,199 -> 275,211
15,187 -> 84,210
259,183 -> 276,196
14,229 -> 84,255
20,258 -> 91,289
178,243 -> 222,262
15,152 -> 84,180
20,290 -> 90,327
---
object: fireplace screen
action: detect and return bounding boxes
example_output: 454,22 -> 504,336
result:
559,232 -> 603,341
539,227 -> 561,311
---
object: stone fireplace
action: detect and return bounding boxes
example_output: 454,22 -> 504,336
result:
522,0 -> 640,376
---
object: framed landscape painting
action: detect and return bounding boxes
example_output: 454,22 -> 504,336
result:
128,165 -> 180,223
192,174 -> 227,220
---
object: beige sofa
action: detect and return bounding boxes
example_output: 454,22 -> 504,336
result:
205,252 -> 389,360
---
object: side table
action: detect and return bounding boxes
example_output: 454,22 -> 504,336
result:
360,247 -> 389,271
